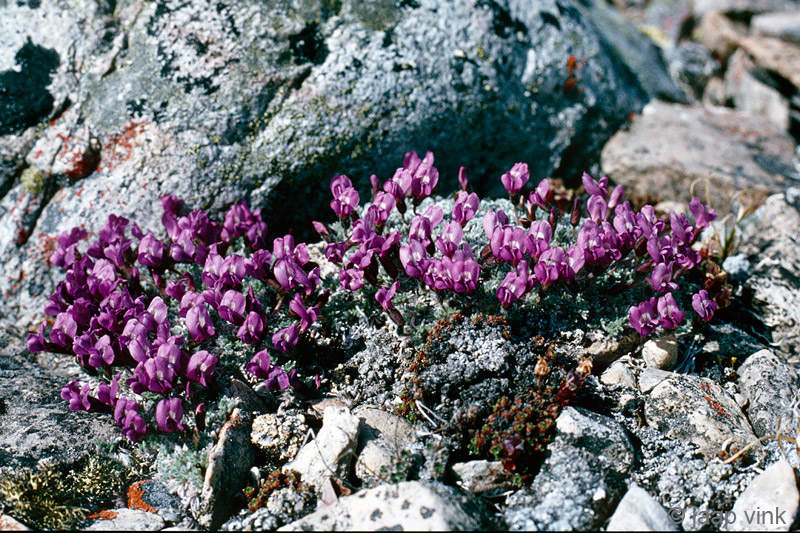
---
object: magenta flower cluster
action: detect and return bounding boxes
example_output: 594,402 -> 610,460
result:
317,151 -> 719,338
29,197 -> 324,441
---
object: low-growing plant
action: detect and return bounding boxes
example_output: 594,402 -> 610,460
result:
316,151 -> 723,338
28,197 -> 326,441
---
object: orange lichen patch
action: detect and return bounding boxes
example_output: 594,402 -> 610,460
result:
127,481 -> 157,513
86,509 -> 118,520
98,121 -> 148,173
54,130 -> 100,181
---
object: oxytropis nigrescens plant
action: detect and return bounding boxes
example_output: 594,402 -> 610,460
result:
28,197 -> 326,441
316,151 -> 720,336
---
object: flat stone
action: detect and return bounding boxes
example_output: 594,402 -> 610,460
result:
606,483 -> 679,531
586,332 -> 640,368
279,481 -> 499,531
86,509 -> 165,531
451,460 -> 516,495
737,35 -> 800,92
353,407 -> 414,484
0,514 -> 30,531
504,407 -> 634,530
725,49 -> 791,130
642,336 -> 679,370
752,11 -> 800,44
638,367 -> 674,393
601,100 -> 798,211
695,12 -> 747,58
645,375 -> 759,459
723,459 -> 799,531
601,359 -> 638,388
197,407 -> 256,530
737,349 -> 800,438
283,405 -> 359,492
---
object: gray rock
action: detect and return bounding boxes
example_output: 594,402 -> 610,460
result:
451,460 -> 516,495
283,405 -> 359,492
0,514 -> 30,531
692,0 -> 800,15
197,407 -> 256,530
129,480 -> 183,525
606,483 -> 679,531
724,459 -> 799,531
752,11 -> 800,44
644,374 -> 759,460
638,367 -> 674,393
737,191 -> 800,355
725,49 -> 791,130
664,42 -> 720,100
600,100 -> 798,211
737,349 -> 800,438
353,407 -> 414,484
504,407 -> 634,530
0,0 -> 660,329
736,34 -> 800,92
0,328 -> 118,468
222,487 -> 316,531
279,481 -> 500,531
251,412 -> 308,467
642,336 -> 679,370
85,508 -> 165,531
601,359 -> 638,388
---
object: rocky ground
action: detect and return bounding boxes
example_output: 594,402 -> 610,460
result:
1,0 -> 800,531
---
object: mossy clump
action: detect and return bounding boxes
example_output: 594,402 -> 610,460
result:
243,469 -> 315,512
0,455 -> 128,530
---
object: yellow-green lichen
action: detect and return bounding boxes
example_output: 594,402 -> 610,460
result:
19,166 -> 47,195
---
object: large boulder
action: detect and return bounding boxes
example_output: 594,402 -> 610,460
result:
0,0 -> 663,327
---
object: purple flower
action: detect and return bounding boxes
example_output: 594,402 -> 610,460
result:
325,241 -> 347,264
384,168 -> 413,201
501,162 -> 529,196
289,294 -> 318,331
637,205 -> 665,237
497,262 -> 530,307
376,281 -> 399,311
629,298 -> 659,337
409,152 -> 439,199
669,211 -> 694,246
608,184 -> 625,210
165,273 -> 195,301
490,226 -> 529,266
272,323 -> 299,353
155,397 -> 185,433
218,289 -> 246,325
138,233 -> 167,268
689,197 -> 717,231
458,166 -> 469,191
245,349 -> 272,379
529,178 -> 553,209
371,192 -> 396,224
61,380 -> 91,411
237,311 -> 265,344
114,399 -> 147,441
50,310 -> 78,348
649,262 -> 679,293
51,227 -> 88,269
483,209 -> 509,240
692,290 -> 717,321
330,175 -> 360,218
587,195 -> 608,221
534,246 -> 571,288
527,221 -> 552,260
450,249 -> 481,294
657,292 -> 685,330
452,191 -> 479,226
581,172 -> 608,198
339,267 -> 365,291
399,239 -> 429,279
612,201 -> 640,248
264,366 -> 291,390
132,356 -> 176,394
245,249 -> 272,280
435,221 -> 463,258
96,376 -> 119,407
